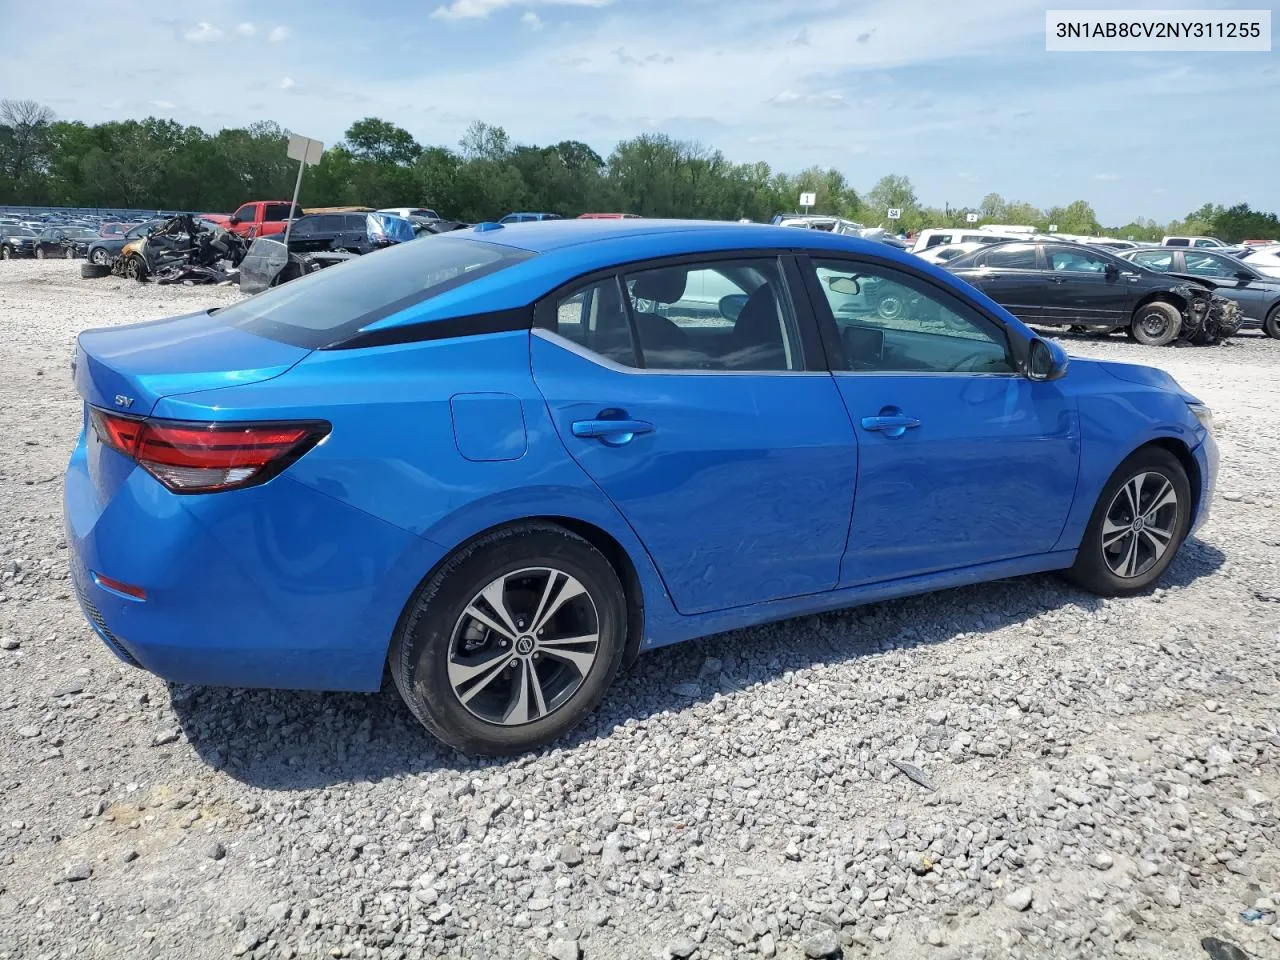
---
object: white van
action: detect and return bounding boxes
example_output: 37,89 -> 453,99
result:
1161,236 -> 1225,248
910,228 -> 1029,254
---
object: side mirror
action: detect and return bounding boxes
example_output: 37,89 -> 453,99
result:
718,293 -> 748,322
1027,338 -> 1068,382
1104,262 -> 1119,279
1236,270 -> 1253,281
827,276 -> 862,296
228,216 -> 242,226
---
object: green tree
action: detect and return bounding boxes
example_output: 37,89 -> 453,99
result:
343,118 -> 421,166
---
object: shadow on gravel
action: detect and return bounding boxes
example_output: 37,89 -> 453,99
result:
168,537 -> 1225,791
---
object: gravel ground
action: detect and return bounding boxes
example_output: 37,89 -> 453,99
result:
1,259 -> 1277,960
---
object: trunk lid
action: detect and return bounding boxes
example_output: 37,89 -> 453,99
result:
74,309 -> 310,417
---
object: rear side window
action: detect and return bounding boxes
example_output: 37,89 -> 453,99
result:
214,236 -> 532,348
980,243 -> 1038,269
1132,251 -> 1173,270
1165,238 -> 1189,246
549,278 -> 638,368
264,203 -> 295,221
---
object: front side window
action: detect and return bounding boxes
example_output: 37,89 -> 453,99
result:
1183,252 -> 1237,278
1047,247 -> 1112,273
622,259 -> 802,371
812,258 -> 1014,375
232,204 -> 255,222
979,243 -> 1038,269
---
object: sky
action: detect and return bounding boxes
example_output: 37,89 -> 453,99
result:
1,0 -> 1276,225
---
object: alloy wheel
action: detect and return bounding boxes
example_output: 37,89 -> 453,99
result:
447,567 -> 600,726
1101,471 -> 1179,579
91,249 -> 107,265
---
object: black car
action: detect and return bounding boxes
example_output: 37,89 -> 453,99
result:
945,240 -> 1230,346
33,226 -> 98,259
0,225 -> 37,259
284,212 -> 416,254
1121,247 -> 1280,338
86,220 -> 163,266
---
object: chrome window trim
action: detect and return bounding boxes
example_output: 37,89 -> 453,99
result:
532,328 -> 830,377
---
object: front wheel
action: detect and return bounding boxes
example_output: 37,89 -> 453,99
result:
1264,306 -> 1280,339
1131,302 -> 1181,346
390,524 -> 627,756
1064,447 -> 1192,596
124,255 -> 147,281
35,248 -> 45,260
90,248 -> 109,265
0,246 -> 10,260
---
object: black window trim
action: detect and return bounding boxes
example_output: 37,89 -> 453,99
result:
531,248 -> 830,374
796,252 -> 1028,377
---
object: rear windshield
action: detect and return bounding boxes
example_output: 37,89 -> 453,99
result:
215,235 -> 531,348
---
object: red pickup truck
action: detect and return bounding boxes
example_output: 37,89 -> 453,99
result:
201,200 -> 305,239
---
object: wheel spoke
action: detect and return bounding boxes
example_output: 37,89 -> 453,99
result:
1102,517 -> 1130,548
1120,532 -> 1141,578
462,601 -> 516,643
530,575 -> 587,635
1141,525 -> 1173,557
1122,474 -> 1145,517
528,571 -> 559,635
537,633 -> 599,675
504,659 -> 547,725
1145,479 -> 1177,517
448,648 -> 514,703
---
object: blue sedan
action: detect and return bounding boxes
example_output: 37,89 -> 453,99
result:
64,220 -> 1217,755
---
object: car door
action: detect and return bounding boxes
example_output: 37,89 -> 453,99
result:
954,243 -> 1046,322
801,255 -> 1079,586
531,253 -> 858,615
1181,251 -> 1267,323
1042,244 -> 1132,326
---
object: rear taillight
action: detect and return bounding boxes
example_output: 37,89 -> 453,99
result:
89,409 -> 328,494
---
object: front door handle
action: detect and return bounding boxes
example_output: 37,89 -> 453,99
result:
1048,276 -> 1067,284
860,412 -> 921,438
571,418 -> 654,445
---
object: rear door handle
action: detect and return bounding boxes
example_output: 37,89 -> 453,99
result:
860,414 -> 921,438
571,418 -> 654,445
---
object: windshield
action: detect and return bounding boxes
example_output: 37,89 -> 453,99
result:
214,235 -> 532,348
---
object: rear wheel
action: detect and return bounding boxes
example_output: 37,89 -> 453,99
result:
1264,306 -> 1280,339
390,524 -> 627,756
1064,447 -> 1191,596
1130,301 -> 1181,346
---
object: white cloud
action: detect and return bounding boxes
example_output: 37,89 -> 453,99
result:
432,0 -> 611,22
149,100 -> 176,109
521,11 -> 543,30
183,22 -> 223,43
268,25 -> 291,42
1092,173 -> 1122,181
279,77 -> 295,90
236,22 -> 256,37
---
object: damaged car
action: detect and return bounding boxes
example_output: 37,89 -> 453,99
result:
238,211 -> 416,294
83,215 -> 248,283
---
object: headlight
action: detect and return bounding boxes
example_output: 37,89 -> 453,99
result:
1187,401 -> 1214,436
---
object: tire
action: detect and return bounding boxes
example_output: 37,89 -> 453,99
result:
80,263 -> 111,280
124,255 -> 147,281
1264,306 -> 1280,340
390,523 -> 628,756
35,248 -> 45,260
1,246 -> 11,260
90,248 -> 109,265
1064,446 -> 1192,597
1130,301 -> 1181,346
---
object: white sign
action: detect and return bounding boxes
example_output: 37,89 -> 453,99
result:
886,208 -> 902,220
798,192 -> 816,208
287,133 -> 325,167
965,212 -> 980,223
1048,223 -> 1059,232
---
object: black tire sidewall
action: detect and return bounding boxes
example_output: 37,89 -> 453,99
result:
1265,307 -> 1280,339
1131,302 -> 1180,346
1068,447 -> 1192,596
393,526 -> 626,756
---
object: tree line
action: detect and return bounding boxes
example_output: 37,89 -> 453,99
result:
2,99 -> 1277,243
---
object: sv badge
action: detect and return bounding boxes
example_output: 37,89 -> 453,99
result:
114,395 -> 134,409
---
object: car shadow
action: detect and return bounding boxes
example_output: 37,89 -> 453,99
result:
167,538 -> 1226,790
1041,326 -> 1264,347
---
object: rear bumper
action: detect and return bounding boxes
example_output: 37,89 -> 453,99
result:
64,429 -> 445,692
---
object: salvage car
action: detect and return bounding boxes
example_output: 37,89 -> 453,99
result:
34,226 -> 97,259
0,224 -> 37,259
1235,244 -> 1280,279
945,240 -> 1236,345
1122,247 -> 1280,338
86,219 -> 162,266
65,219 -> 1217,755
108,215 -> 247,283
237,212 -> 417,293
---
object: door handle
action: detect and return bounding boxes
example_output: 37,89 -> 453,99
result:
860,413 -> 921,438
571,418 -> 654,445
1048,277 -> 1067,284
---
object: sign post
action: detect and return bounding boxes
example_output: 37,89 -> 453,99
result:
965,212 -> 980,223
1048,224 -> 1059,233
799,191 -> 816,214
886,208 -> 902,222
283,133 -> 324,248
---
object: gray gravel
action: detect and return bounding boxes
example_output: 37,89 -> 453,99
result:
1,259 -> 1278,959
